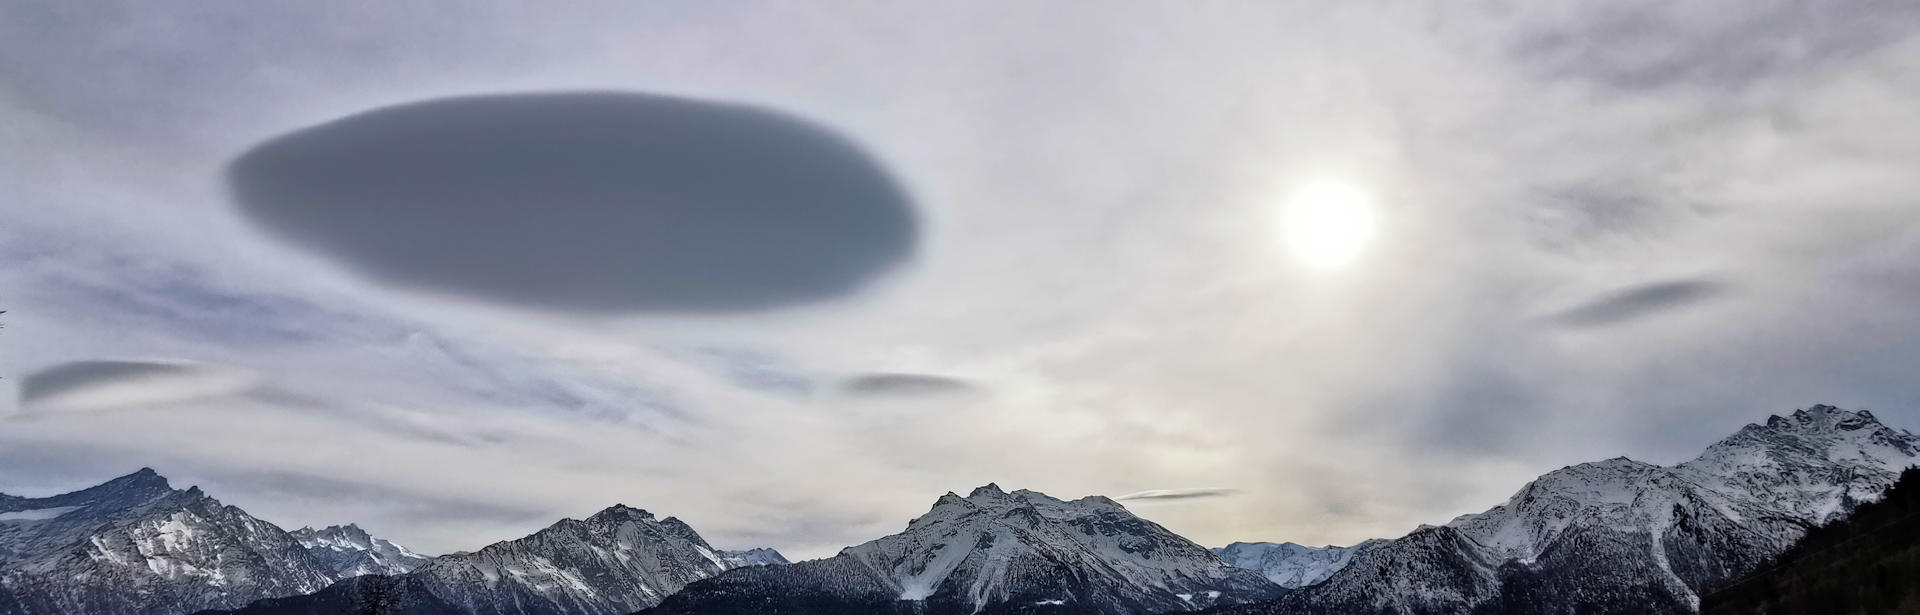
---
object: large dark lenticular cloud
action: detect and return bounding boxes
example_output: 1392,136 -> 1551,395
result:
228,92 -> 916,313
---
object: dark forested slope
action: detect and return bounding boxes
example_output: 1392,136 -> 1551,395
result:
1702,467 -> 1920,615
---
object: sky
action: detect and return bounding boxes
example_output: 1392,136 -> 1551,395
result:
4,0 -> 1920,560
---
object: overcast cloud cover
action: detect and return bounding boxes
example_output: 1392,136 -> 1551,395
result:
4,0 -> 1920,559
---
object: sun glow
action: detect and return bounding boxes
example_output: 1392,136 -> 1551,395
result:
1280,180 -> 1378,271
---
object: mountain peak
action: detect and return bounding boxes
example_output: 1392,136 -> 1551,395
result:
294,523 -> 373,541
116,467 -> 172,489
402,500 -> 749,613
1076,494 -> 1126,509
1696,404 -> 1919,478
967,482 -> 1005,498
588,503 -> 656,523
1764,403 -> 1881,431
70,467 -> 181,508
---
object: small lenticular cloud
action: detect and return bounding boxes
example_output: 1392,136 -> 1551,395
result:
1115,488 -> 1239,502
838,373 -> 978,398
1547,279 -> 1729,328
19,360 -> 256,413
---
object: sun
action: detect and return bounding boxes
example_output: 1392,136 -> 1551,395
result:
1279,180 -> 1378,271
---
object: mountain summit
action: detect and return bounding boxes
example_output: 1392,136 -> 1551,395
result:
644,485 -> 1281,615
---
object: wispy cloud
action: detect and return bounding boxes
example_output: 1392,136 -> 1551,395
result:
1115,488 -> 1239,502
18,360 -> 256,413
838,373 -> 978,398
1547,279 -> 1730,328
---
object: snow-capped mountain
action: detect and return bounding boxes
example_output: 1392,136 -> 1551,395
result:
716,547 -> 789,568
289,524 -> 431,578
409,504 -> 765,614
0,468 -> 337,615
644,484 -> 1283,615
1220,404 -> 1920,614
204,504 -> 787,615
1212,540 -> 1383,588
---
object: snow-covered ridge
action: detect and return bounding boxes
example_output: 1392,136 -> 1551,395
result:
1451,405 -> 1920,562
289,523 -> 431,578
1224,404 -> 1920,614
379,503 -> 786,615
649,483 -> 1281,615
717,546 -> 790,567
1213,540 -> 1384,588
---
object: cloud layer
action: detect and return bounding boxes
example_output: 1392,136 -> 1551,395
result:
228,92 -> 916,314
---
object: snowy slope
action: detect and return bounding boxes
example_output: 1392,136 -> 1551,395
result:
409,504 -> 750,614
717,547 -> 789,568
1221,404 -> 1920,614
289,524 -> 431,578
0,469 -> 337,615
1212,540 -> 1382,588
646,484 -> 1282,615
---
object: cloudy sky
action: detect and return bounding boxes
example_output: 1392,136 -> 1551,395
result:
4,1 -> 1920,559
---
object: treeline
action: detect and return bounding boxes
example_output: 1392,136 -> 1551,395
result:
1701,467 -> 1920,615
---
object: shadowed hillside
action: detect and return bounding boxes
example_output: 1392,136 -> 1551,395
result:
1702,467 -> 1920,615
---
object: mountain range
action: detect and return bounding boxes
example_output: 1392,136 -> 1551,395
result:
0,468 -> 339,615
200,505 -> 789,615
1210,404 -> 1920,614
3,403 -> 1914,615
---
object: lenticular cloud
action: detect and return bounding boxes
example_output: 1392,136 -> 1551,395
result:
228,92 -> 917,314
